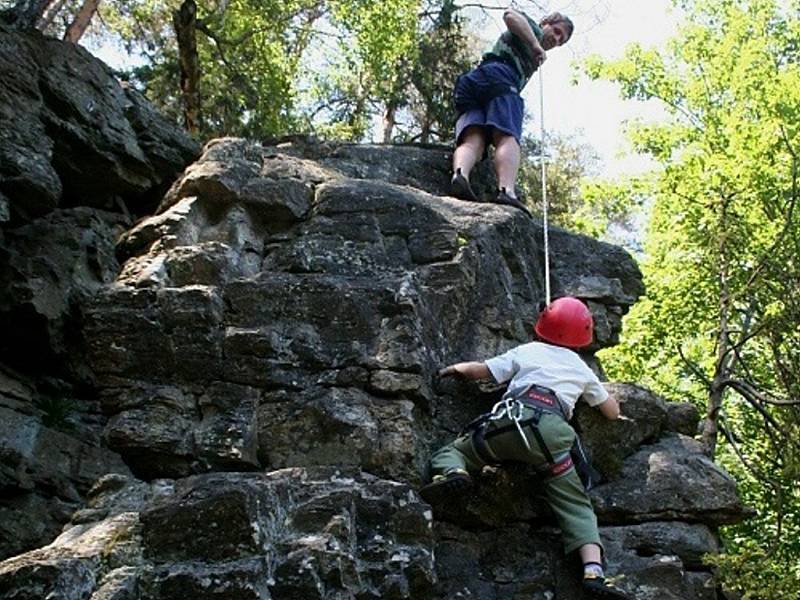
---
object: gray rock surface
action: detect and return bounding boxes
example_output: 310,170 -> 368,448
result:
0,29 -> 199,223
84,138 -> 645,486
0,468 -> 434,600
0,29 -> 198,560
666,400 -> 701,436
576,382 -> 668,477
0,208 -> 127,380
592,434 -> 750,525
0,366 -> 131,559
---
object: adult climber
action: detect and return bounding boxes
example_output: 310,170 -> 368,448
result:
450,8 -> 573,215
420,297 -> 633,599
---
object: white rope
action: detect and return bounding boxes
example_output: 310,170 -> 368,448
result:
538,67 -> 551,306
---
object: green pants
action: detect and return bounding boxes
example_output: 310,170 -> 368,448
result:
430,408 -> 601,554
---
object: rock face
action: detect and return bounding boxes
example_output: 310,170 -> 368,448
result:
0,28 -> 198,563
83,137 -> 644,484
0,26 -> 199,224
0,30 -> 749,600
0,468 -> 434,600
0,208 -> 127,380
0,365 -> 132,560
0,134 -> 749,599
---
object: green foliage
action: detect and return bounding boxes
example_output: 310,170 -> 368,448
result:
93,0 -> 474,142
517,132 -> 641,244
707,412 -> 800,599
402,0 -> 476,142
587,1 -> 800,596
308,0 -> 474,142
705,541 -> 800,600
329,0 -> 419,101
301,0 -> 421,141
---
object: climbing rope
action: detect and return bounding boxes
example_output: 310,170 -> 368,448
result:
538,67 -> 551,306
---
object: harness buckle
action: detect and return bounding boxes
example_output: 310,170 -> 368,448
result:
486,397 -> 532,451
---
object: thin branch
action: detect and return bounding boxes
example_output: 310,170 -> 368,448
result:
453,2 -> 507,11
637,83 -> 706,133
743,127 -> 798,289
719,306 -> 763,366
677,343 -> 712,388
718,415 -> 785,554
727,378 -> 800,406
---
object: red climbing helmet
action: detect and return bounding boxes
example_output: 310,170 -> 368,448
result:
534,296 -> 594,349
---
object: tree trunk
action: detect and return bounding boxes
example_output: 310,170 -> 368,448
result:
382,102 -> 396,144
38,0 -> 68,30
1,0 -> 56,30
419,114 -> 432,144
63,0 -> 101,43
173,0 -> 201,136
702,196 -> 734,458
703,381 -> 724,457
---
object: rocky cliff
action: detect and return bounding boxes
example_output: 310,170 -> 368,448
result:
0,28 -> 750,600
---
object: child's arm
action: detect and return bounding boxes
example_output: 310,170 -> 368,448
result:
438,361 -> 492,380
503,8 -> 546,65
596,396 -> 621,420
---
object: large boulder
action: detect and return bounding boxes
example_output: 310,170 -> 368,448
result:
600,522 -> 720,600
575,382 -> 668,477
591,434 -> 751,525
0,28 -> 199,559
0,208 -> 127,379
432,520 -> 722,600
0,114 -> 749,600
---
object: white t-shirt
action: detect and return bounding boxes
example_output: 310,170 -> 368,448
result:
485,341 -> 609,419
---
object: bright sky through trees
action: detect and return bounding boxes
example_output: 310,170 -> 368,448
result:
86,0 -> 681,177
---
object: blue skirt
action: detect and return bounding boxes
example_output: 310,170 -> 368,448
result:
453,61 -> 525,143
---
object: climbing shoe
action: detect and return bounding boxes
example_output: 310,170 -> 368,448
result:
450,168 -> 481,202
493,188 -> 532,217
418,470 -> 473,505
582,575 -> 634,599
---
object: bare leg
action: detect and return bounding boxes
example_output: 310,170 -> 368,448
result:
493,131 -> 521,197
453,126 -> 487,179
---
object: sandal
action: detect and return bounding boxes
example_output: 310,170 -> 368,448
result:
450,169 -> 481,202
494,188 -> 532,217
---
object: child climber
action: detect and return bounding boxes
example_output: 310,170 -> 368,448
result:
421,297 -> 633,599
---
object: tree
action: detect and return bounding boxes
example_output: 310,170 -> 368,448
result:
0,0 -> 484,143
63,0 -> 101,42
304,0 -> 420,141
95,0 -> 436,141
516,131 -> 641,244
172,0 -> 199,135
1,0 -> 101,42
396,0 -> 476,143
585,0 -> 800,596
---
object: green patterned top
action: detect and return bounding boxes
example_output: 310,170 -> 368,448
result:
482,13 -> 543,89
